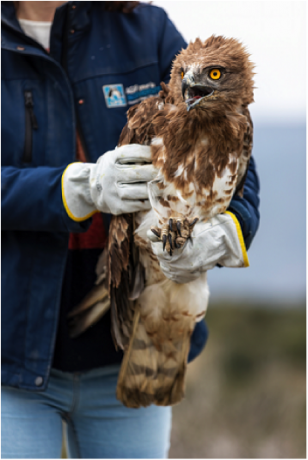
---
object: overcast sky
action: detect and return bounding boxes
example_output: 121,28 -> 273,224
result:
153,1 -> 306,124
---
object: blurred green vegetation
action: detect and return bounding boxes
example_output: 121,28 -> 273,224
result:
209,303 -> 306,380
169,302 -> 306,458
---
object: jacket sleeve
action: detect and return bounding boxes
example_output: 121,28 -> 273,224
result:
1,165 -> 91,233
227,156 -> 260,250
157,9 -> 187,83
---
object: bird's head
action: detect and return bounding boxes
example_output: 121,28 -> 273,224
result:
169,36 -> 255,113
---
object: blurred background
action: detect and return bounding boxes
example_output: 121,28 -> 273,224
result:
153,1 -> 306,458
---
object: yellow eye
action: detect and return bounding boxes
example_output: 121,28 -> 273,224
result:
181,71 -> 184,79
210,69 -> 221,80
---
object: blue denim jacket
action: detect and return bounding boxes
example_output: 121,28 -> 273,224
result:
1,1 -> 260,391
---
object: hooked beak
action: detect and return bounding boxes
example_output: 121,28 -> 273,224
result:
182,79 -> 214,112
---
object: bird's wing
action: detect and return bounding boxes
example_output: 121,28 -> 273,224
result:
68,85 -> 169,339
109,86 -> 169,350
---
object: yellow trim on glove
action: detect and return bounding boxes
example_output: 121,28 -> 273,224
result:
225,211 -> 250,267
61,163 -> 99,222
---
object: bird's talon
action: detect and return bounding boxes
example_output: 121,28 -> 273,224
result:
156,215 -> 199,254
189,217 -> 199,228
176,220 -> 182,237
151,227 -> 161,238
168,233 -> 173,251
162,234 -> 167,251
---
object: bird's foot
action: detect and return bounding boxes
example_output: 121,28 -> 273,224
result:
151,216 -> 199,256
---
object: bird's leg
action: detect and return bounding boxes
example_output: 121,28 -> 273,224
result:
151,216 -> 199,256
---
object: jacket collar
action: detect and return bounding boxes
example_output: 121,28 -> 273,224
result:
1,1 -> 24,35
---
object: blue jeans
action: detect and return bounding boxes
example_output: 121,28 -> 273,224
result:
1,365 -> 172,459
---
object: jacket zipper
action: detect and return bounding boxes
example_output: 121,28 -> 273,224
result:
23,90 -> 38,163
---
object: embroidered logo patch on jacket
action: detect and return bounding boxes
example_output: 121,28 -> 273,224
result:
103,84 -> 127,108
125,82 -> 161,105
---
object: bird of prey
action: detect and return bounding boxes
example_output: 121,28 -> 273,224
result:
68,36 -> 255,408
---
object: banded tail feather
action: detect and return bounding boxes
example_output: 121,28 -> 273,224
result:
116,304 -> 191,408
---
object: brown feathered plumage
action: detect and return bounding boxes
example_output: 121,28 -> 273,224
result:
69,36 -> 255,408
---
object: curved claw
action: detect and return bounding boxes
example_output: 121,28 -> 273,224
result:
189,217 -> 199,228
169,218 -> 173,232
162,234 -> 167,251
168,233 -> 173,255
176,220 -> 182,237
151,228 -> 161,238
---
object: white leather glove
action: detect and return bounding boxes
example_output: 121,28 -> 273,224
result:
147,212 -> 249,284
62,144 -> 158,220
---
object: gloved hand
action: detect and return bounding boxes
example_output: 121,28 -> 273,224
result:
147,212 -> 249,284
62,144 -> 158,220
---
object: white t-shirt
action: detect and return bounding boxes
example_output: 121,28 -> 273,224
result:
18,18 -> 52,50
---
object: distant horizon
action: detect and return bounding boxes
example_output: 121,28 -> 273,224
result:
247,118 -> 306,127
208,295 -> 306,308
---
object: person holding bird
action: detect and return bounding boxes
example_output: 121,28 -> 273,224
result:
1,1 -> 260,458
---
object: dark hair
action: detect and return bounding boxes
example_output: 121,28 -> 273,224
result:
103,2 -> 140,13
